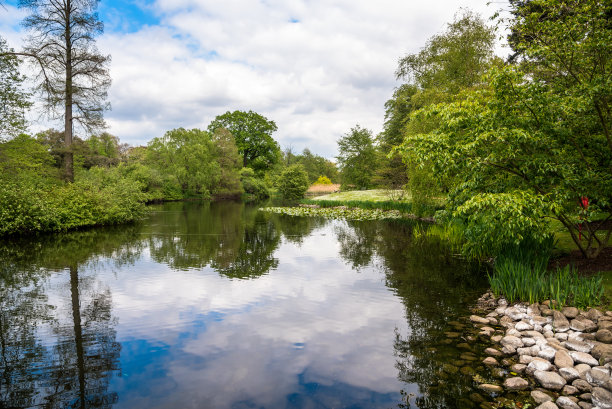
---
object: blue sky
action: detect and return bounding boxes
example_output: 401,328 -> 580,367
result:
1,0 -> 507,158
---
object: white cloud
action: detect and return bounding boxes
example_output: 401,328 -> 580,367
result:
4,0 -> 508,157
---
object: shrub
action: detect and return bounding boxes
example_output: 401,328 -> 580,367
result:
0,167 -> 147,236
313,175 -> 332,185
278,165 -> 309,200
240,167 -> 269,202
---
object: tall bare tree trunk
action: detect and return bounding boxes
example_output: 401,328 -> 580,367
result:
64,0 -> 73,183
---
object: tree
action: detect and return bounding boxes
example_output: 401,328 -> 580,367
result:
207,110 -> 280,171
19,0 -> 111,182
386,11 -> 498,196
336,125 -> 377,189
146,128 -> 219,199
211,128 -> 242,197
0,38 -> 31,140
396,9 -> 496,94
278,164 -> 309,200
399,0 -> 612,260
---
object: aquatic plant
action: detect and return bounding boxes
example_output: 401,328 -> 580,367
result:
260,206 -> 403,221
488,261 -> 603,309
301,198 -> 414,213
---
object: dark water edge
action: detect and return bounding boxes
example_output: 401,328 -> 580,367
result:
0,201 -> 495,409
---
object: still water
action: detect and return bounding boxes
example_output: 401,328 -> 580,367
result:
0,201 -> 489,409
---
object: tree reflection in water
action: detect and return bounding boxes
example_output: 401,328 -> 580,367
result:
334,219 -> 488,408
0,226 -> 138,409
1,203 -> 490,409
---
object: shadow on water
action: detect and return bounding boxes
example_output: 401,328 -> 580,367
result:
0,201 -> 490,409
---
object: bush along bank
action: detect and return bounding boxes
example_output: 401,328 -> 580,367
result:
468,291 -> 612,409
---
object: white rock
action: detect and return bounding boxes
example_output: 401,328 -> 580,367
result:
556,333 -> 570,341
556,396 -> 580,409
516,321 -> 534,331
523,337 -> 537,347
506,307 -> 526,321
527,358 -> 553,374
534,370 -> 567,390
559,367 -> 580,382
565,340 -> 593,354
502,335 -> 524,349
539,347 -> 557,361
592,386 -> 612,409
570,351 -> 599,366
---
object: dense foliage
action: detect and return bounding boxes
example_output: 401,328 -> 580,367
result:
207,110 -> 281,172
277,165 -> 309,200
336,125 -> 377,189
392,1 -> 611,260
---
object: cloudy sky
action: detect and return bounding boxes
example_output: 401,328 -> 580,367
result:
1,0 -> 507,158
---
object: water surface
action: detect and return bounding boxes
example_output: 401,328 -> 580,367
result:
0,201 -> 488,408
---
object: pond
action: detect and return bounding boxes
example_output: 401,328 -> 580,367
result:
0,201 -> 492,409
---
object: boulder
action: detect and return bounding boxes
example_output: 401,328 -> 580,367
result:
592,386 -> 612,409
585,308 -> 603,322
535,402 -> 559,409
572,379 -> 592,392
596,329 -> 612,344
592,343 -> 612,361
523,337 -> 537,347
478,383 -> 503,393
559,367 -> 580,382
534,370 -> 567,390
586,367 -> 611,386
554,310 -> 571,332
531,390 -> 553,403
562,307 -> 580,319
483,357 -> 498,366
485,347 -> 504,357
555,349 -> 575,368
528,358 -> 553,374
564,340 -> 593,354
506,306 -> 526,321
569,351 -> 598,366
555,396 -> 580,409
501,335 -> 524,349
539,346 -> 558,361
516,321 -> 534,331
561,384 -> 579,395
570,317 -> 597,333
504,377 -> 529,390
511,363 -> 527,373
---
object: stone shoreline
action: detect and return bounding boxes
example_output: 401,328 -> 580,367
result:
470,292 -> 612,409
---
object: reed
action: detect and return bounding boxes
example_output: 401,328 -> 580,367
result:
489,259 -> 603,309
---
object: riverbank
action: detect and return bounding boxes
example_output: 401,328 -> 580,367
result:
468,292 -> 612,408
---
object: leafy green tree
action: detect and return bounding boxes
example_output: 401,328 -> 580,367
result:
239,167 -> 269,202
388,10 -> 499,212
0,134 -> 56,179
0,38 -> 31,140
289,148 -> 338,183
19,0 -> 111,182
400,57 -> 611,259
396,9 -> 496,94
278,164 -> 309,200
211,128 -> 242,197
85,132 -> 123,168
146,128 -> 219,199
336,125 -> 377,189
207,110 -> 280,171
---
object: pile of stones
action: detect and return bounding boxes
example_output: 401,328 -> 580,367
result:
470,292 -> 612,409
